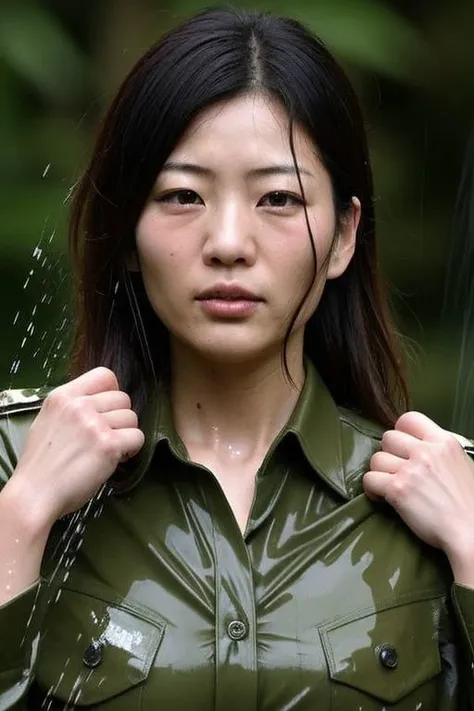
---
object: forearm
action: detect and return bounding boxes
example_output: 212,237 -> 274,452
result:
0,476 -> 53,606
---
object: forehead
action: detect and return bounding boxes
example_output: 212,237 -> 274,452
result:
167,93 -> 319,166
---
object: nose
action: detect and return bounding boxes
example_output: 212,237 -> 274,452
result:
202,199 -> 257,267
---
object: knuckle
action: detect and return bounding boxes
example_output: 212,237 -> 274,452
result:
443,434 -> 460,455
370,451 -> 383,468
99,367 -> 119,390
415,447 -> 432,467
82,413 -> 100,435
45,388 -> 67,410
66,397 -> 85,417
96,431 -> 119,461
395,412 -> 409,429
390,476 -> 409,501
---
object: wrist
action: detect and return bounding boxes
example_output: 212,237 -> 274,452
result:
0,474 -> 56,540
444,533 -> 474,588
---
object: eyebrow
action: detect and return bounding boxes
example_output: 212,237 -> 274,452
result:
160,161 -> 315,179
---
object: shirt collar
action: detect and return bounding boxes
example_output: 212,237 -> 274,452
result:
150,360 -> 348,499
285,360 -> 348,498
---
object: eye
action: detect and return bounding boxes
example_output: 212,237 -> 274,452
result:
258,191 -> 305,209
156,189 -> 204,206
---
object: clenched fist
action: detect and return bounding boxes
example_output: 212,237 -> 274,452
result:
10,367 -> 145,526
363,412 -> 474,586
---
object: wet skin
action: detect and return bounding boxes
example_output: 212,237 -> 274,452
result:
1,366 -> 474,710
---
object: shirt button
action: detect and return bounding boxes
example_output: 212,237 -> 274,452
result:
83,640 -> 104,668
378,644 -> 399,669
227,620 -> 247,641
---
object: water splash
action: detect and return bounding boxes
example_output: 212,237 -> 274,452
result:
7,229 -> 70,390
442,126 -> 474,436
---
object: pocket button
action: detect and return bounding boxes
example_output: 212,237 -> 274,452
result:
378,643 -> 399,670
83,640 -> 104,669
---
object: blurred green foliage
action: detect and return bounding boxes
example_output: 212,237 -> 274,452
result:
1,0 -> 473,429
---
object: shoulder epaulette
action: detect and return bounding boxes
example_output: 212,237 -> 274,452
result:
0,387 -> 50,417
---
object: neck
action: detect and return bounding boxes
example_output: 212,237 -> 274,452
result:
169,343 -> 305,464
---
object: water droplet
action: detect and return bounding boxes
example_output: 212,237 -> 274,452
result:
42,163 -> 51,178
13,310 -> 20,325
10,359 -> 20,375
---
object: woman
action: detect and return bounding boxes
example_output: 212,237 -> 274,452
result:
0,7 -> 474,710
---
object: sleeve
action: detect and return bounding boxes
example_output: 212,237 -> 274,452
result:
452,583 -> 474,658
0,583 -> 41,709
0,390 -> 46,710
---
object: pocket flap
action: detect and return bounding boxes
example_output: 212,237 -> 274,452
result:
320,597 -> 442,703
36,588 -> 165,706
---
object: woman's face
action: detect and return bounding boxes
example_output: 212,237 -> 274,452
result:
135,94 -> 359,364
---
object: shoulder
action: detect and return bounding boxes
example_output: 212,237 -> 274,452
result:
338,407 -> 384,498
0,386 -> 50,417
0,386 -> 49,485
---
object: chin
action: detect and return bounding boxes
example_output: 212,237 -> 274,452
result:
184,335 -> 280,366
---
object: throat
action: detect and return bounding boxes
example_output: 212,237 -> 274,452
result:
187,446 -> 261,536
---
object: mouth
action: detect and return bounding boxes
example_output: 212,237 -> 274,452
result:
196,285 -> 262,302
195,284 -> 263,318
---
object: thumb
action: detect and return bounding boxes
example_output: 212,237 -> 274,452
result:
363,470 -> 393,501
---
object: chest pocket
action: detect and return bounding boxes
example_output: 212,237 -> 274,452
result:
320,596 -> 443,706
36,588 -> 166,707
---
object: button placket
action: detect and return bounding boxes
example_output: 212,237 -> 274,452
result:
227,620 -> 248,641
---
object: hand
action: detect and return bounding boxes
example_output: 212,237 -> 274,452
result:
363,412 -> 474,566
7,367 -> 145,527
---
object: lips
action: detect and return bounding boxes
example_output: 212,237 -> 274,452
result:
196,285 -> 262,301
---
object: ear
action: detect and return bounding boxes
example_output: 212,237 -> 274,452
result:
326,197 -> 361,280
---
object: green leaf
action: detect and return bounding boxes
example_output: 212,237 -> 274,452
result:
0,1 -> 86,104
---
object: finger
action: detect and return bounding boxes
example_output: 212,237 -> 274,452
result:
382,429 -> 420,459
395,411 -> 446,442
363,470 -> 393,500
447,430 -> 473,449
103,409 -> 138,430
60,368 -> 119,398
370,450 -> 404,473
90,390 -> 132,413
116,428 -> 145,461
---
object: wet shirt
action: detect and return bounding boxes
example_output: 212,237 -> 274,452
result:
1,364 -> 474,710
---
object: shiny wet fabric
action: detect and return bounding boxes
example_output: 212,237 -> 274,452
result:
0,364 -> 474,710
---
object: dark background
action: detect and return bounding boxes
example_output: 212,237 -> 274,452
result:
1,0 -> 473,431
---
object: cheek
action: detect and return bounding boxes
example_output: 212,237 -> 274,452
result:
275,212 -> 333,283
282,213 -> 336,320
135,215 -> 178,279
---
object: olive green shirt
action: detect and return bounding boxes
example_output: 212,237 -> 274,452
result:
1,363 -> 474,710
